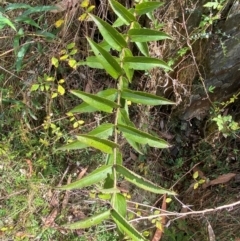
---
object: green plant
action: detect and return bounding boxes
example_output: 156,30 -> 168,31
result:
212,114 -> 239,137
57,0 -> 176,240
0,3 -> 57,72
192,171 -> 206,189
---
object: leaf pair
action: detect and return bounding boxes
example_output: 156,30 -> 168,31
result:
59,164 -> 176,194
63,209 -> 148,241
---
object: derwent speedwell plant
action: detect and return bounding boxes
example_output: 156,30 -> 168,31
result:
57,1 -> 176,240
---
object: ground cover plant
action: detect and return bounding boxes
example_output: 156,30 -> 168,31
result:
1,0 -> 240,240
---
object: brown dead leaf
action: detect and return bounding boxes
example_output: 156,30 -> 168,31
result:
43,208 -> 58,227
152,194 -> 166,241
207,222 -> 216,241
130,151 -> 138,161
25,159 -> 33,178
15,232 -> 34,238
77,166 -> 88,180
62,174 -> 72,209
180,206 -> 188,219
209,173 -> 236,186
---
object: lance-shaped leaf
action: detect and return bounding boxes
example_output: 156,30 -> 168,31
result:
122,49 -> 134,82
89,14 -> 127,51
16,42 -> 31,72
15,16 -> 40,28
128,28 -> 172,42
121,89 -> 175,105
111,209 -> 147,241
118,109 -> 144,154
115,165 -> 176,195
136,42 -> 149,56
76,135 -> 119,154
5,3 -> 31,11
106,151 -> 123,166
71,89 -> 117,113
20,5 -> 57,16
71,90 -> 119,113
135,2 -> 164,15
87,123 -> 114,138
83,56 -> 104,69
63,210 -> 111,229
87,37 -> 122,79
59,165 -> 113,190
57,140 -> 88,151
131,22 -> 149,56
58,123 -> 114,151
112,193 -> 127,218
117,124 -> 170,148
123,56 -> 172,71
0,15 -> 16,31
109,0 -> 135,25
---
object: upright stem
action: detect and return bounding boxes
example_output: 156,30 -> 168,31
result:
113,78 -> 122,188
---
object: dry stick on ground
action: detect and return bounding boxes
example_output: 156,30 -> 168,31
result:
130,199 -> 240,224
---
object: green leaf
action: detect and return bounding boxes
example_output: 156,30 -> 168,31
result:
112,193 -> 127,218
59,165 -> 113,190
123,56 -> 172,71
89,14 -> 127,51
0,15 -> 16,31
117,124 -> 170,148
14,16 -> 40,28
136,42 -> 149,56
126,137 -> 144,154
121,89 -> 175,105
71,88 -> 117,113
111,209 -> 147,241
112,17 -> 125,27
21,5 -> 57,16
51,57 -> 59,68
75,135 -> 119,154
115,165 -> 176,195
98,188 -> 120,194
128,28 -> 172,42
64,210 -> 111,229
87,37 -> 122,79
5,3 -> 31,11
193,171 -> 198,179
131,22 -> 149,56
16,42 -> 31,72
135,2 -> 164,15
62,123 -> 112,147
35,30 -> 56,40
57,85 -> 65,95
30,84 -> 39,92
68,59 -> 77,69
79,56 -> 103,69
118,108 -> 134,126
71,90 -> 119,113
106,150 -> 123,166
67,42 -> 75,49
109,0 -> 135,25
122,49 -> 134,82
88,123 -> 114,139
98,40 -> 112,51
13,28 -> 24,55
117,109 -> 144,154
